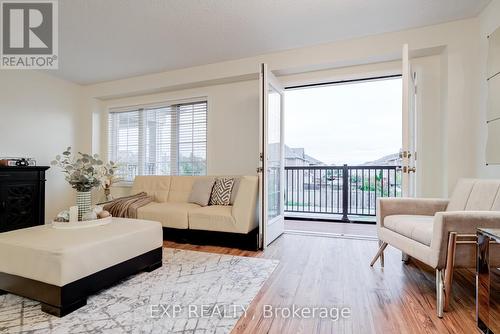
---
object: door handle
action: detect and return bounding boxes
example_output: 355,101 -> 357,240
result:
399,151 -> 411,159
402,166 -> 416,173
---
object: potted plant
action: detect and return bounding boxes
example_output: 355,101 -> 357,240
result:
51,147 -> 112,220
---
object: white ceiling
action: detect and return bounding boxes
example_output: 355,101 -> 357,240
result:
55,0 -> 491,85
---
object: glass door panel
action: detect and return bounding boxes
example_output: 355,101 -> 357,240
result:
259,63 -> 285,248
267,87 -> 282,221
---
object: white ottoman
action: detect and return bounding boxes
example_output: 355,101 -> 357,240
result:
0,218 -> 163,317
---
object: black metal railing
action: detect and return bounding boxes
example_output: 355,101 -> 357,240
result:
285,164 -> 402,221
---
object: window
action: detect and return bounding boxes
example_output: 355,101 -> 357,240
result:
108,101 -> 207,182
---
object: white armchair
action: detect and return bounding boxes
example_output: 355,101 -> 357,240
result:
371,179 -> 500,317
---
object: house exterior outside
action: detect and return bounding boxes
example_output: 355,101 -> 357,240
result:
284,146 -> 324,167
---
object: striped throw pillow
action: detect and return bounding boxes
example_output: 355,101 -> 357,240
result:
209,178 -> 235,206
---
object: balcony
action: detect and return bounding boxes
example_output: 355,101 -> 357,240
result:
285,164 -> 402,223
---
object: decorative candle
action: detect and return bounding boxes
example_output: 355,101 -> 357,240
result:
69,206 -> 79,222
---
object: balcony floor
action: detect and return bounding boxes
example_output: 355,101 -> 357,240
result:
285,218 -> 377,239
285,211 -> 376,223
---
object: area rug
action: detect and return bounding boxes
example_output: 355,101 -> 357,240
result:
0,248 -> 278,333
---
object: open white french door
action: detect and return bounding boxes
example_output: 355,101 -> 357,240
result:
258,63 -> 285,249
401,44 -> 418,197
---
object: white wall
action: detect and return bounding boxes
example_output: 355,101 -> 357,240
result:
478,0 -> 500,178
0,71 -> 89,222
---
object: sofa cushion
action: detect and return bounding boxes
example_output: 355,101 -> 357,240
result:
132,176 -> 171,203
168,176 -> 199,203
384,214 -> 434,246
446,179 -> 475,211
466,180 -> 500,211
137,202 -> 201,229
229,177 -> 240,205
188,178 -> 215,206
189,205 -> 239,233
209,178 -> 234,205
447,179 -> 500,211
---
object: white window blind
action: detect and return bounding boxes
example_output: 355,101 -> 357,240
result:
108,101 -> 207,181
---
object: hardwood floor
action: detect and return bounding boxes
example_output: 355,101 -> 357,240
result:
164,232 -> 481,334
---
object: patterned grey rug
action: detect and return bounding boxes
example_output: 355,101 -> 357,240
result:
0,248 -> 278,334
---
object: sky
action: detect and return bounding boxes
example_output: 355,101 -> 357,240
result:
285,78 -> 402,165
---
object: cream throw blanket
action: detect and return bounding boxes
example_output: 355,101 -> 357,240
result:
102,192 -> 153,219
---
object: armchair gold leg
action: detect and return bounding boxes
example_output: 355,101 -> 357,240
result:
402,252 -> 410,264
380,240 -> 385,267
370,241 -> 388,267
436,269 -> 444,318
444,232 -> 457,312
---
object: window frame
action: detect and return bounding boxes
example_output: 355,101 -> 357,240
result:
107,98 -> 208,184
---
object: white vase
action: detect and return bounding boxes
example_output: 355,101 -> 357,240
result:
76,191 -> 92,221
104,187 -> 114,201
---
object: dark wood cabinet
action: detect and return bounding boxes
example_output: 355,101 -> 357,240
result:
0,167 -> 49,232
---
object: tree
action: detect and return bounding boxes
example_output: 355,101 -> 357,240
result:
179,153 -> 206,175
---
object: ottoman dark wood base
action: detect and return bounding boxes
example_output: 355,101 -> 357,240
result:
0,247 -> 162,317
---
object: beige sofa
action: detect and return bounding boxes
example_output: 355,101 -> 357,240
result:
131,175 -> 259,236
371,178 -> 500,317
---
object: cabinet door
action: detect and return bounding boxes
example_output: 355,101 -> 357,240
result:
0,182 -> 38,232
